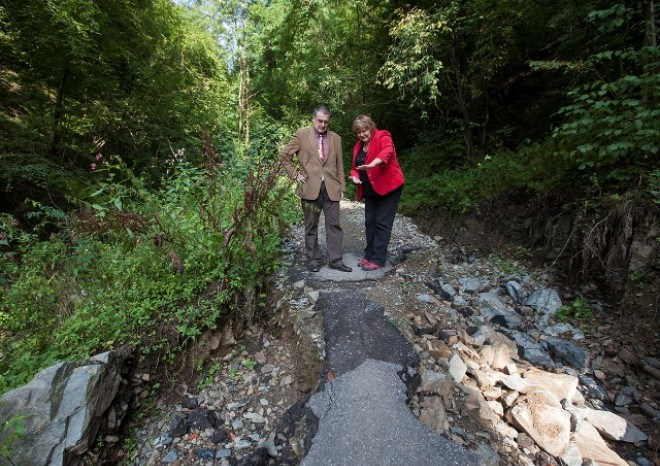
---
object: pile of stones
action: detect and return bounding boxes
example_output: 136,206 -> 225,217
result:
402,248 -> 656,466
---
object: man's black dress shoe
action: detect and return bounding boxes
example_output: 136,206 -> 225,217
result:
329,262 -> 352,272
308,263 -> 321,272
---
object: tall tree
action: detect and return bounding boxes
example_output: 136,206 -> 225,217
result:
378,0 -> 558,162
246,0 -> 392,126
1,0 -> 231,209
531,2 -> 660,184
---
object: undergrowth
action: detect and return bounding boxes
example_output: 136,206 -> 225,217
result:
557,296 -> 593,322
399,143 -> 559,216
0,157 -> 298,394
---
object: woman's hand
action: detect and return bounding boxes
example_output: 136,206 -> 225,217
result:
357,158 -> 383,170
295,173 -> 307,184
349,176 -> 361,185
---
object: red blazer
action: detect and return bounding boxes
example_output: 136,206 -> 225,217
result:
351,129 -> 404,201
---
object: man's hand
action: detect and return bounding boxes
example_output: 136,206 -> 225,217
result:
296,173 -> 307,184
340,192 -> 344,200
349,176 -> 361,184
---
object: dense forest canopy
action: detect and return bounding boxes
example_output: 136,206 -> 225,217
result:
1,1 -> 657,170
0,0 -> 658,392
2,0 -> 657,208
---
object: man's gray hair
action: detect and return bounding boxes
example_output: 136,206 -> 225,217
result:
313,105 -> 331,118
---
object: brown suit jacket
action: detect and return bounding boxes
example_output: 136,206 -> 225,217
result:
280,127 -> 345,201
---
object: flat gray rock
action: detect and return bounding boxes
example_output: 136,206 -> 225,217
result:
0,349 -> 130,466
478,292 -> 524,330
314,253 -> 393,281
545,336 -> 590,369
505,331 -> 556,367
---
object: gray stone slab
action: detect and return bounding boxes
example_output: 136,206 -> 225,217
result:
0,349 -> 130,466
313,253 -> 393,281
524,288 -> 562,327
317,292 -> 418,376
478,292 -> 524,330
459,277 -> 484,294
303,359 -> 478,466
505,331 -> 556,367
504,280 -> 526,303
546,336 -> 590,369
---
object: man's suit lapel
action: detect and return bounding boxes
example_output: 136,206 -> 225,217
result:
306,128 -> 319,165
328,133 -> 339,165
319,131 -> 334,166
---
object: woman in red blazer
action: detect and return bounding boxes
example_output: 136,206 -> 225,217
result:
349,115 -> 404,271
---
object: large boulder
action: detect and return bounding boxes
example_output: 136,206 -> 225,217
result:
507,387 -> 571,457
524,288 -> 562,327
575,406 -> 648,443
478,292 -> 524,330
472,326 -> 519,359
575,420 -> 628,466
545,337 -> 590,369
522,367 -> 579,403
505,332 -> 555,367
0,348 -> 132,466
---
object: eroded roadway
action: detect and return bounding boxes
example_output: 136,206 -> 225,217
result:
297,254 -> 479,466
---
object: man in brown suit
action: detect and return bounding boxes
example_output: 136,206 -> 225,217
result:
280,105 -> 352,273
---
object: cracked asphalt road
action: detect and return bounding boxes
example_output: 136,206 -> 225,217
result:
300,290 -> 479,466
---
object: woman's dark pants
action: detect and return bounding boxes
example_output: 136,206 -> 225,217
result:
363,186 -> 402,266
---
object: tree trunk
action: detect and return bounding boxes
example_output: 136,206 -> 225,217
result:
355,2 -> 366,105
480,84 -> 490,155
643,0 -> 657,105
51,68 -> 69,158
646,0 -> 657,48
238,47 -> 250,149
236,6 -> 250,151
449,38 -> 475,163
243,65 -> 250,148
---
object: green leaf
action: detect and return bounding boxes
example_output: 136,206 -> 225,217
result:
89,188 -> 105,197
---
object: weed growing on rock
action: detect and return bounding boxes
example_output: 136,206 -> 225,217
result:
557,296 -> 592,321
0,412 -> 26,463
198,362 -> 223,390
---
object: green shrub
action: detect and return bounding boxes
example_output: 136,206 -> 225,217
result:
531,5 -> 660,188
557,296 -> 593,321
400,143 -> 557,215
0,158 -> 296,394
